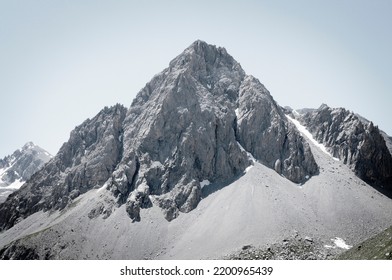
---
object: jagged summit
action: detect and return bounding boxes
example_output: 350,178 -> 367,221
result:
169,40 -> 241,77
132,40 -> 244,109
318,103 -> 329,110
0,142 -> 52,203
21,142 -> 35,150
293,104 -> 392,190
0,142 -> 52,183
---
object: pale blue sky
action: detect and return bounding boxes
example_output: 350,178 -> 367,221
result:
1,0 -> 391,157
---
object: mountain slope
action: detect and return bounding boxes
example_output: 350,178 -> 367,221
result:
336,225 -> 392,260
0,128 -> 391,259
0,142 -> 52,203
0,105 -> 127,229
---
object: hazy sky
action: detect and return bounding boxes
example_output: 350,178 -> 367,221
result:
1,0 -> 391,157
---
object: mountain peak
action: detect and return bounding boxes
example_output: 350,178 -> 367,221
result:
168,40 -> 243,78
0,142 -> 52,202
132,40 -> 246,109
0,41 -> 318,228
21,141 -> 35,151
187,40 -> 228,56
318,103 -> 330,110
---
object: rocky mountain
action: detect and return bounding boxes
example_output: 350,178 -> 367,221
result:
354,113 -> 392,156
0,40 -> 317,230
0,142 -> 52,203
0,41 -> 391,260
288,105 -> 392,191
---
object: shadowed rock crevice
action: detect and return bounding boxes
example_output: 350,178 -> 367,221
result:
0,241 -> 40,260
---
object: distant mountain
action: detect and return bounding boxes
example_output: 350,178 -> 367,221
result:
0,41 -> 391,260
0,142 -> 52,203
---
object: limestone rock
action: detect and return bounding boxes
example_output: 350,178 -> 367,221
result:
236,76 -> 318,183
298,105 -> 392,189
0,104 -> 127,230
0,142 -> 52,187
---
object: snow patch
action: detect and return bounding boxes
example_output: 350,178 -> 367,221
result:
151,161 -> 164,169
236,141 -> 256,173
332,237 -> 352,249
44,151 -> 52,157
0,165 -> 13,177
0,167 -> 7,177
6,179 -> 24,190
245,165 -> 254,173
236,141 -> 256,163
235,108 -> 240,118
324,237 -> 352,250
97,182 -> 109,193
286,115 -> 339,161
200,180 -> 211,189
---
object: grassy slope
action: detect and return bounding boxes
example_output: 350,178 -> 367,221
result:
337,225 -> 392,260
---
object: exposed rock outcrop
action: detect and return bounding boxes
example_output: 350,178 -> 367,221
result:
0,105 -> 127,230
114,41 -> 318,221
236,76 -> 318,183
0,142 -> 52,203
0,142 -> 52,187
297,104 -> 392,189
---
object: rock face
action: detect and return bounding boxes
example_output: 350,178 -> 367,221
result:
0,142 -> 52,203
0,142 -> 51,187
0,105 -> 127,229
114,40 -> 318,221
0,40 -> 319,230
297,104 -> 392,189
236,76 -> 318,183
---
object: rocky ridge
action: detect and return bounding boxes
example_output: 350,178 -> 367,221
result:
0,105 -> 127,229
0,142 -> 51,186
291,104 -> 392,190
0,40 -> 318,230
0,142 -> 52,203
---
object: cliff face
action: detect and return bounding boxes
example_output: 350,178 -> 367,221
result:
297,105 -> 392,189
0,142 -> 52,187
0,142 -> 52,203
0,105 -> 127,229
0,40 -> 319,230
236,76 -> 318,183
